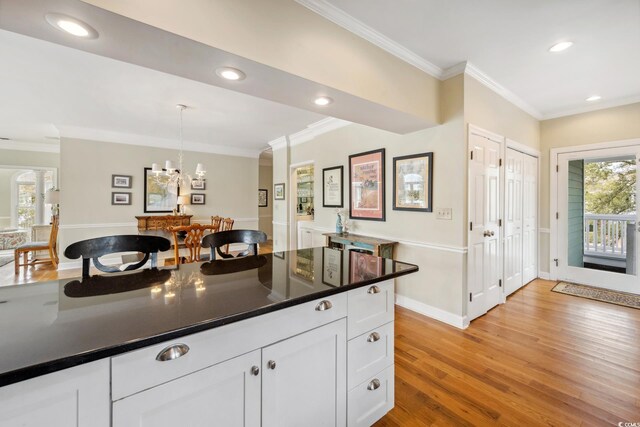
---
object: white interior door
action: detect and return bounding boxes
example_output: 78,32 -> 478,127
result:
468,131 -> 502,321
522,153 -> 538,284
557,146 -> 640,294
504,149 -> 524,295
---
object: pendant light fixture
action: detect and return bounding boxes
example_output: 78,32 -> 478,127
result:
151,104 -> 206,193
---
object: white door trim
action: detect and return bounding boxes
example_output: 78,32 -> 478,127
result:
550,138 -> 640,280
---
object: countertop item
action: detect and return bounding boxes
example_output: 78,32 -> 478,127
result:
0,247 -> 418,387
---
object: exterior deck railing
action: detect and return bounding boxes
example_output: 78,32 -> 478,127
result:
583,214 -> 635,259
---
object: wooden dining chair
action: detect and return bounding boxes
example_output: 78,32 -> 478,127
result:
202,230 -> 267,261
14,215 -> 60,274
220,217 -> 235,254
64,235 -> 171,278
211,216 -> 223,232
168,224 -> 218,264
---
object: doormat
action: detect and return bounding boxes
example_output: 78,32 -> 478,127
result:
552,282 -> 640,309
0,256 -> 14,268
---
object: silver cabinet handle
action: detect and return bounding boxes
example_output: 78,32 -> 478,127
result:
250,366 -> 260,376
367,378 -> 381,391
367,285 -> 380,294
267,360 -> 276,370
156,343 -> 190,362
315,300 -> 333,311
367,332 -> 381,343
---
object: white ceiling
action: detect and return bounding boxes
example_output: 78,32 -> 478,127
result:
0,29 -> 328,157
303,0 -> 640,119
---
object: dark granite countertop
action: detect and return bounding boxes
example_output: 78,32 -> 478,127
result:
0,247 -> 418,387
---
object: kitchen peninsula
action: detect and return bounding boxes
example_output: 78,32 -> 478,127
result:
0,248 -> 418,426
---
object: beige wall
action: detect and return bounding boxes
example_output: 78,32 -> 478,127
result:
59,138 -> 258,263
0,169 -> 14,226
82,0 -> 440,125
258,162 -> 273,238
287,75 -> 467,319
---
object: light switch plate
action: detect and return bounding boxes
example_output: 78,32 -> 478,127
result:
436,208 -> 452,220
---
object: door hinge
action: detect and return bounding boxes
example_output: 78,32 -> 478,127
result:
499,158 -> 503,167
499,219 -> 502,227
470,222 -> 473,231
554,258 -> 559,267
470,151 -> 474,160
499,279 -> 502,288
469,292 -> 473,302
556,165 -> 559,172
556,212 -> 559,219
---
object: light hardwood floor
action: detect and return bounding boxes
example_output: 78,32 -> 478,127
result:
376,279 -> 640,426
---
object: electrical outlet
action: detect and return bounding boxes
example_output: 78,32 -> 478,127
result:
436,208 -> 452,220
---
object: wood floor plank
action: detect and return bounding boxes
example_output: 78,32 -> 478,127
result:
376,279 -> 640,426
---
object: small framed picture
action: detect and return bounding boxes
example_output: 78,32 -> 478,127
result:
191,193 -> 206,205
112,192 -> 131,205
323,165 -> 343,208
274,183 -> 285,200
112,174 -> 132,188
273,251 -> 285,260
191,179 -> 206,190
393,152 -> 433,212
258,189 -> 268,207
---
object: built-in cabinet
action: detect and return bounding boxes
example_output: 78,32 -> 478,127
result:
2,280 -> 396,427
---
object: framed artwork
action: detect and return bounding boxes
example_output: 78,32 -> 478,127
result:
144,167 -> 179,213
393,152 -> 433,212
323,165 -> 343,208
191,179 -> 206,190
258,189 -> 268,207
112,174 -> 132,188
349,148 -> 385,221
191,193 -> 206,205
322,247 -> 342,287
349,250 -> 383,283
274,183 -> 285,200
112,192 -> 131,205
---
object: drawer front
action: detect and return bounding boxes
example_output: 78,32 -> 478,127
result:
347,280 -> 394,339
348,321 -> 394,389
347,365 -> 394,427
111,293 -> 346,401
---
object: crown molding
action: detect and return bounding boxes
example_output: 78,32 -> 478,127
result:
0,139 -> 59,153
289,117 -> 351,146
57,126 -> 261,158
295,0 -> 443,78
541,94 -> 640,121
268,136 -> 288,151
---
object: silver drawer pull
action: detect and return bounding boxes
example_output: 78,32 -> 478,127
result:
367,378 -> 381,391
156,343 -> 190,362
367,332 -> 381,343
367,285 -> 380,294
315,300 -> 333,311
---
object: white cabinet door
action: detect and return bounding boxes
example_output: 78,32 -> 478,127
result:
113,350 -> 261,427
262,319 -> 347,427
0,360 -> 109,427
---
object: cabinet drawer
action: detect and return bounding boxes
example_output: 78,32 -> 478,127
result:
347,365 -> 394,427
111,293 -> 346,401
348,321 -> 394,389
347,280 -> 394,339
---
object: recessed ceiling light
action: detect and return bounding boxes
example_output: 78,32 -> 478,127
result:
549,41 -> 573,53
586,95 -> 602,102
45,13 -> 98,39
314,96 -> 333,106
215,67 -> 246,81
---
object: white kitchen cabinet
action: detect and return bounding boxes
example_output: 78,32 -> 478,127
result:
113,350 -> 261,427
0,359 -> 110,427
262,319 -> 347,427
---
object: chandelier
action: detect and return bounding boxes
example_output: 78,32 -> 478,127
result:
151,104 -> 206,193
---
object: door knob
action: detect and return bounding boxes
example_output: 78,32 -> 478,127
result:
483,230 -> 490,237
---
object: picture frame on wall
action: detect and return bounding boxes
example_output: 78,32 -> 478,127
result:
112,174 -> 132,188
112,192 -> 131,205
322,165 -> 343,208
191,179 -> 206,190
191,193 -> 206,205
274,183 -> 285,200
144,167 -> 179,213
393,152 -> 433,212
258,189 -> 268,207
349,148 -> 385,221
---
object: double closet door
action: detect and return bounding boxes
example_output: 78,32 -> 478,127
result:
504,148 -> 538,296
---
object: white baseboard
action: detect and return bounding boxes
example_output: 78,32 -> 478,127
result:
538,272 -> 551,280
395,294 -> 468,329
